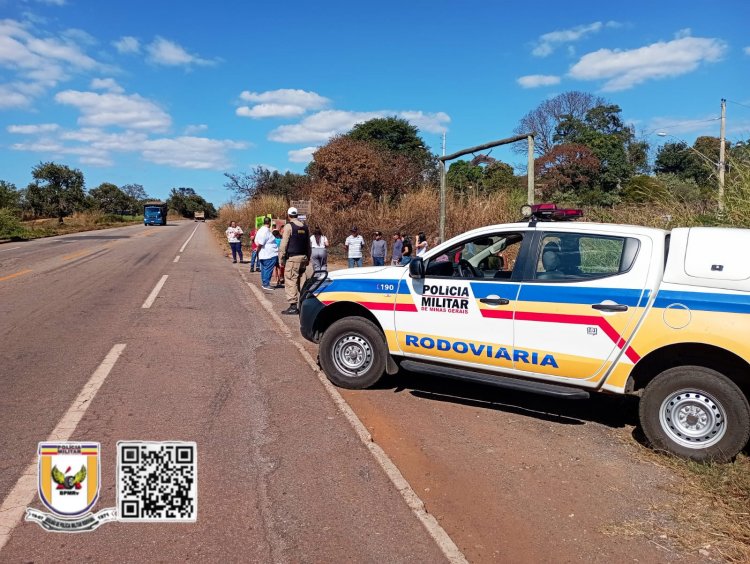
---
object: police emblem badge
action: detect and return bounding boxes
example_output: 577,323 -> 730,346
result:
26,442 -> 115,532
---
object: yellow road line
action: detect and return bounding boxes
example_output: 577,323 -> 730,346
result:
0,269 -> 32,282
63,248 -> 93,260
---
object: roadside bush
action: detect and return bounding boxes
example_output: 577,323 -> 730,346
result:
0,207 -> 28,239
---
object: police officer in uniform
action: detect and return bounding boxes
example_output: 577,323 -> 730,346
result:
278,206 -> 311,315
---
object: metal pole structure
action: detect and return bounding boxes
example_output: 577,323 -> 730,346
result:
718,98 -> 726,213
439,160 -> 446,242
527,135 -> 535,205
438,133 -> 533,243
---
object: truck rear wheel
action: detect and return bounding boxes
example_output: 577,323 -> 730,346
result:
319,317 -> 387,389
639,366 -> 750,462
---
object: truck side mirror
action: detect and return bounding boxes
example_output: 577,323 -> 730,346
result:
409,257 -> 425,279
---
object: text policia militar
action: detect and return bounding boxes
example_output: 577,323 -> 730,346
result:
420,284 -> 470,313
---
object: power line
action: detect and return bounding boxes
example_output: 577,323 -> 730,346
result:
727,99 -> 750,111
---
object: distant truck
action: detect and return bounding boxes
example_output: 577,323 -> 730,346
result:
194,210 -> 206,222
143,202 -> 168,226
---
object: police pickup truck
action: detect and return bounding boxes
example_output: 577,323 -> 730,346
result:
299,205 -> 750,462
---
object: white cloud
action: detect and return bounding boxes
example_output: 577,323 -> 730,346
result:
569,33 -> 726,91
398,111 -> 450,134
0,84 -> 31,108
237,103 -> 308,118
269,109 -> 451,143
288,146 -> 317,163
517,74 -> 561,88
240,88 -> 330,107
113,36 -> 140,54
141,137 -> 247,169
55,89 -> 172,131
11,126 -> 248,170
744,46 -> 750,56
63,28 -> 96,46
79,156 -> 113,167
237,89 -> 330,119
532,21 -> 619,57
7,123 -> 59,134
0,18 -> 104,104
90,77 -> 123,93
32,0 -> 67,5
146,36 -> 215,67
184,124 -> 208,135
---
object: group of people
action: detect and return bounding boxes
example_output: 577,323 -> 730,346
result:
226,214 -> 433,314
344,227 -> 429,267
225,207 -> 312,315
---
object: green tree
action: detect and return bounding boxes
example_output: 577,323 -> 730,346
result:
166,187 -> 216,219
29,162 -> 86,223
482,161 -> 517,192
446,160 -> 483,194
348,117 -> 430,160
121,183 -> 149,202
0,180 -> 21,210
89,183 -> 130,213
514,91 -> 605,156
554,104 -> 646,195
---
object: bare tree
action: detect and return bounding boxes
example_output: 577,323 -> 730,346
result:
513,91 -> 605,156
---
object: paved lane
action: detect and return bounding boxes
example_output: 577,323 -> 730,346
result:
0,223 -> 447,562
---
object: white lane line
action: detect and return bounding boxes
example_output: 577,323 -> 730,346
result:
0,246 -> 21,253
240,273 -> 468,564
0,343 -> 126,553
173,255 -> 181,263
141,274 -> 168,309
179,225 -> 199,253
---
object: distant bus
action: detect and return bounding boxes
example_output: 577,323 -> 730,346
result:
144,202 -> 168,226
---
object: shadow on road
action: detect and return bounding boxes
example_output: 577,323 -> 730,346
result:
375,370 -> 640,429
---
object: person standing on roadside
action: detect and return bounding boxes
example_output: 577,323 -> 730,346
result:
279,207 -> 311,315
226,221 -> 243,263
345,226 -> 365,268
254,217 -> 277,290
391,232 -> 403,266
370,231 -> 386,266
400,234 -> 413,265
248,225 -> 259,272
416,231 -> 429,257
310,227 -> 329,271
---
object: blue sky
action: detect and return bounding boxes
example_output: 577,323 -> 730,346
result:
1,0 -> 749,205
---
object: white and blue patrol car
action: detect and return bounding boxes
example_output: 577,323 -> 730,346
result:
300,205 -> 750,462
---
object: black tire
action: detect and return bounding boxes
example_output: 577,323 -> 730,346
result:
639,366 -> 750,463
319,317 -> 387,389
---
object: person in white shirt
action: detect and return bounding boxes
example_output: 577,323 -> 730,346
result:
310,227 -> 329,271
416,231 -> 429,257
344,226 -> 365,268
225,221 -> 243,263
254,217 -> 278,290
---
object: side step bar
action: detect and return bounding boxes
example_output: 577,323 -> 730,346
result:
400,360 -> 590,400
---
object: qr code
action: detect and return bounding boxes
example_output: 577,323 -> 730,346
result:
117,441 -> 197,522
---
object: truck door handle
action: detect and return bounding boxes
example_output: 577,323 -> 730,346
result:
480,298 -> 510,305
591,303 -> 628,312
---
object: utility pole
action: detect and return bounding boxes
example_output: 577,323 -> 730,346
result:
718,98 -> 726,213
527,135 -> 535,205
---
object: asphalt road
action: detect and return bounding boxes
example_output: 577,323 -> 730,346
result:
0,222 -> 446,562
0,221 -> 697,563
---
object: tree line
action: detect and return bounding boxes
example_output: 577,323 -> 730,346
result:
223,92 -> 749,212
0,161 -> 216,224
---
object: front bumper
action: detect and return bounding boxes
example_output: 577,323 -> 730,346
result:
299,296 -> 325,342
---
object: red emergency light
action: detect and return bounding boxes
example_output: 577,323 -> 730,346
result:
520,203 -> 583,222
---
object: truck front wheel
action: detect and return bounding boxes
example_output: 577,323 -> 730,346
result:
319,317 -> 387,389
639,366 -> 750,462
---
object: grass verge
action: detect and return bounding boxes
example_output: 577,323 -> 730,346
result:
0,211 -> 145,242
603,437 -> 749,562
